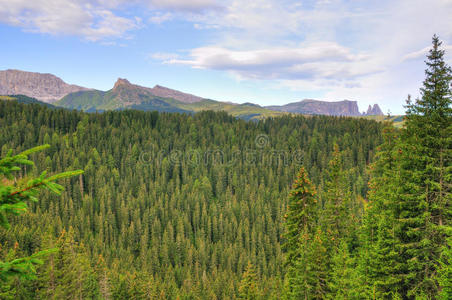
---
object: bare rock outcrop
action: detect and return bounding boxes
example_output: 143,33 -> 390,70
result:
0,69 -> 89,103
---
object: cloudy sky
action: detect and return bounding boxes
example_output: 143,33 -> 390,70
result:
1,0 -> 452,114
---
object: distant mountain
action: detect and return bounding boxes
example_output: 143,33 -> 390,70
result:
56,78 -> 285,119
151,85 -> 204,103
266,99 -> 360,116
1,69 -> 385,120
57,78 -> 191,113
0,69 -> 89,103
266,99 -> 384,116
364,104 -> 384,116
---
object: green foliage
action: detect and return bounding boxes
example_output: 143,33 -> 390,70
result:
360,35 -> 452,299
438,238 -> 452,299
238,261 -> 260,299
283,166 -> 318,265
0,98 -> 383,298
1,35 -> 448,298
283,168 -> 331,299
0,145 -> 83,283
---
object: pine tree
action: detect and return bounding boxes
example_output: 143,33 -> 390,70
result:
322,144 -> 351,245
283,166 -> 318,268
238,261 -> 260,299
285,227 -> 328,300
327,240 -> 360,299
95,255 -> 112,300
54,228 -> 99,299
283,167 -> 330,299
398,34 -> 452,298
359,126 -> 404,298
362,35 -> 452,299
0,145 -> 83,282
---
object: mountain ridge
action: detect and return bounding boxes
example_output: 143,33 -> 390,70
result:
0,69 -> 384,117
265,99 -> 383,116
0,69 -> 89,103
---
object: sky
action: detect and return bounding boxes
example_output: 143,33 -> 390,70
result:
1,0 -> 452,114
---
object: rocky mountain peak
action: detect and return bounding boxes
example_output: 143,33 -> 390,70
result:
365,104 -> 384,116
0,69 -> 89,103
113,78 -> 132,89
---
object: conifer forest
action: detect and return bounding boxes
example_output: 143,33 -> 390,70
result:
0,36 -> 451,299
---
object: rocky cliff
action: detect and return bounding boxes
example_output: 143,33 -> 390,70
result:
0,69 -> 89,103
364,104 -> 384,116
266,99 -> 362,116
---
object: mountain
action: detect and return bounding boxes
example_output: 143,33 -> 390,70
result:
364,104 -> 384,116
2,69 -> 386,119
57,78 -> 191,113
0,69 -> 89,103
266,99 -> 362,116
266,99 -> 384,116
57,78 -> 285,119
151,84 -> 204,103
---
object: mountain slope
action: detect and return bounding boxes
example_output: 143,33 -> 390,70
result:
151,84 -> 204,103
0,69 -> 89,103
168,98 -> 286,119
56,78 -> 283,119
0,94 -> 56,108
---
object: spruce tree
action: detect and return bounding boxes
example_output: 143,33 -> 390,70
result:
399,34 -> 452,297
283,167 -> 329,299
238,261 -> 260,299
283,166 -> 318,268
360,126 -> 403,298
322,144 -> 351,245
287,227 -> 328,300
363,35 -> 452,298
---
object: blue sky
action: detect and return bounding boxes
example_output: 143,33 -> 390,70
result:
1,0 -> 452,114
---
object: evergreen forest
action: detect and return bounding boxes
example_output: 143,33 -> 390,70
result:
0,36 -> 450,299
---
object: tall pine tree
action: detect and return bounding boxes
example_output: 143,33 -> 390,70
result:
283,167 -> 329,299
400,34 -> 452,298
364,34 -> 451,299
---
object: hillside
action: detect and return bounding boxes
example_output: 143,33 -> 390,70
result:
0,100 -> 385,298
56,78 -> 284,119
0,94 -> 56,108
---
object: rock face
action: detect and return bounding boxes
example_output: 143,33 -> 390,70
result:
266,99 -> 362,116
0,69 -> 89,103
365,104 -> 384,116
150,85 -> 204,103
110,79 -> 205,105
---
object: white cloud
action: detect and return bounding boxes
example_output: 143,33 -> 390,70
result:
149,12 -> 173,24
149,0 -> 222,12
0,0 -> 140,41
162,43 -> 380,81
175,0 -> 452,113
150,52 -> 180,60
